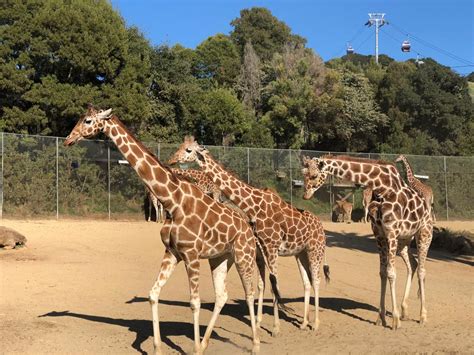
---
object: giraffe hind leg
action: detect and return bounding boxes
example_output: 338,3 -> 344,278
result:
295,252 -> 312,330
398,240 -> 418,320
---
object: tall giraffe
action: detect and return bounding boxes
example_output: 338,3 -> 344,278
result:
395,155 -> 435,221
169,136 -> 329,334
64,105 -> 268,354
301,155 -> 433,329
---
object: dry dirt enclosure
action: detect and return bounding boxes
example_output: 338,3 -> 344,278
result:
1,219 -> 473,354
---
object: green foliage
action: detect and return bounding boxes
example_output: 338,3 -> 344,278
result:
230,7 -> 305,62
0,0 -> 151,136
194,34 -> 240,87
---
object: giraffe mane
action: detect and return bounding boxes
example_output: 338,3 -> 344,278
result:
111,116 -> 181,184
321,154 -> 395,167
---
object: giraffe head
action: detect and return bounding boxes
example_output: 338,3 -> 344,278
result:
394,154 -> 404,163
168,136 -> 208,166
64,105 -> 113,146
301,156 -> 329,200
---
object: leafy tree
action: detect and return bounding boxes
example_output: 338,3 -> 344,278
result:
0,0 -> 151,136
193,88 -> 251,146
230,7 -> 306,62
194,34 -> 240,87
262,44 -> 325,149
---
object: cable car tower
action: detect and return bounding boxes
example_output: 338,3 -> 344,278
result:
365,13 -> 386,64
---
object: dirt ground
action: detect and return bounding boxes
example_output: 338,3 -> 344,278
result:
1,219 -> 473,354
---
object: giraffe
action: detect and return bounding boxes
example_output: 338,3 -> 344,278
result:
301,155 -> 433,329
169,136 -> 329,335
395,155 -> 435,222
64,105 -> 271,354
147,187 -> 164,223
362,187 -> 373,223
170,168 -> 222,202
333,192 -> 353,223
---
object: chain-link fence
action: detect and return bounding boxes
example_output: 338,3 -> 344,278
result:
0,132 -> 472,221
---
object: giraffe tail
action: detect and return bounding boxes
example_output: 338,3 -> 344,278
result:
323,250 -> 330,284
254,235 -> 293,313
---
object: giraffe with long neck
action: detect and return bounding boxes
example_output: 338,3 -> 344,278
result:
169,136 -> 329,335
395,155 -> 435,221
301,155 -> 433,329
64,105 -> 266,354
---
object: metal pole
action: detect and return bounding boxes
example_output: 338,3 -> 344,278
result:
56,137 -> 59,219
157,143 -> 161,160
375,20 -> 379,64
108,145 -> 111,220
289,150 -> 293,205
443,156 -> 449,221
247,148 -> 250,184
0,132 -> 3,219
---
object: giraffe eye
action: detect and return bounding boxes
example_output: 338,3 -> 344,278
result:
185,148 -> 192,153
84,119 -> 92,125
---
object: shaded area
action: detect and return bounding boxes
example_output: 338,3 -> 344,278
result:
325,229 -> 474,266
39,310 -> 247,354
126,296 -> 300,335
283,296 -> 379,326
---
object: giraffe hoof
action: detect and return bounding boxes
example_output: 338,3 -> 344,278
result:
375,315 -> 387,327
420,315 -> 427,325
252,342 -> 260,354
272,327 -> 280,337
312,319 -> 320,332
392,317 -> 401,330
300,321 -> 309,330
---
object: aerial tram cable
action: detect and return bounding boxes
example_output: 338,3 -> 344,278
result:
388,22 -> 473,65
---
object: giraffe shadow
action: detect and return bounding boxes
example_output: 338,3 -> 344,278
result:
282,296 -> 380,325
126,297 -> 301,335
325,230 -> 379,255
38,310 -> 248,354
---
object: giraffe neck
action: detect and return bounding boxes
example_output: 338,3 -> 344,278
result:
400,156 -> 416,185
324,157 -> 403,193
199,153 -> 260,218
103,117 -> 181,211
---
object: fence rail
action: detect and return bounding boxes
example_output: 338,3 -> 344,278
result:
0,132 -> 472,221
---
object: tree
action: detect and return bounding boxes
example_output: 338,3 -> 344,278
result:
0,0 -> 151,136
194,34 -> 240,87
262,44 -> 325,149
230,7 -> 306,62
236,41 -> 262,112
193,88 -> 252,146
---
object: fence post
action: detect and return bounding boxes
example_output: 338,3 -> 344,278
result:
247,148 -> 250,184
0,132 -> 3,219
157,142 -> 161,160
289,149 -> 293,205
443,156 -> 449,221
56,137 -> 59,220
108,144 -> 111,220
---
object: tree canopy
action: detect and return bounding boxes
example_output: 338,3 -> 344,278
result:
1,2 -> 472,155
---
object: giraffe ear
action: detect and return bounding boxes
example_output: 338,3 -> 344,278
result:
317,159 -> 325,170
97,108 -> 113,120
195,150 -> 205,162
184,135 -> 195,143
301,168 -> 308,175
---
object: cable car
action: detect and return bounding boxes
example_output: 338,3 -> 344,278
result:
401,40 -> 411,52
346,45 -> 355,54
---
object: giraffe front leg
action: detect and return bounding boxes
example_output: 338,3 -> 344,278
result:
149,250 -> 179,355
201,256 -> 232,352
295,253 -> 311,330
184,258 -> 202,354
386,237 -> 401,330
374,233 -> 388,327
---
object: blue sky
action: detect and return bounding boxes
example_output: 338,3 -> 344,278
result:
111,0 -> 474,75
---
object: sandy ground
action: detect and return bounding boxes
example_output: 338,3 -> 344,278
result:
1,219 -> 473,355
